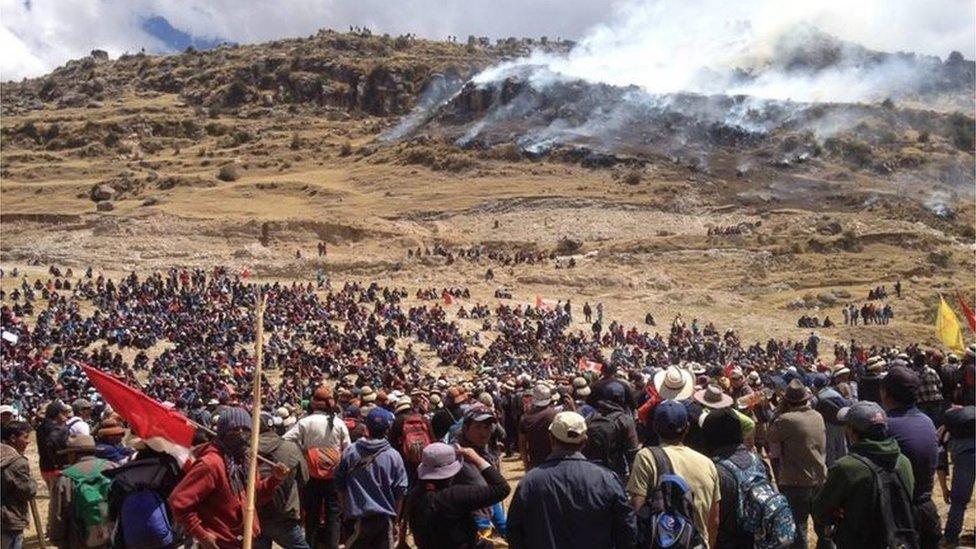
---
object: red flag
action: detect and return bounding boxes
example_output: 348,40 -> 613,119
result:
959,294 -> 976,333
80,363 -> 196,464
535,295 -> 544,309
578,357 -> 603,373
442,290 -> 453,305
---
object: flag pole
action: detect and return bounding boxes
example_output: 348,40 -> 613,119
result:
242,290 -> 265,549
29,497 -> 46,549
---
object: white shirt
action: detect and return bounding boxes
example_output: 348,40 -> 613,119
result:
282,412 -> 350,450
66,416 -> 90,437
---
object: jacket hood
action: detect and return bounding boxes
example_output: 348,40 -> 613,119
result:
851,437 -> 902,469
258,431 -> 282,456
355,437 -> 390,454
0,443 -> 23,467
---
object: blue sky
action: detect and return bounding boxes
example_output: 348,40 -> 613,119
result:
1,0 -> 973,82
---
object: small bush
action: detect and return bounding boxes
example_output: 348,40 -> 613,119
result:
948,113 -> 975,152
217,164 -> 240,182
622,168 -> 643,185
339,141 -> 353,156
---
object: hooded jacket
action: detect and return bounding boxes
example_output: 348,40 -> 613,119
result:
257,430 -> 307,524
1,442 -> 36,533
812,437 -> 915,547
169,443 -> 281,549
334,437 -> 408,519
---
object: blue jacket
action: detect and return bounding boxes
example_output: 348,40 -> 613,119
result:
507,450 -> 637,549
334,438 -> 408,519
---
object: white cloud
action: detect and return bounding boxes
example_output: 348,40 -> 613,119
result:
1,0 -> 973,82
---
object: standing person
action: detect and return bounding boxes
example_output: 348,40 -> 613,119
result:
1,421 -> 36,549
405,443 -> 510,549
507,411 -> 637,549
335,408 -> 408,549
431,388 -> 467,441
283,386 -> 351,549
938,404 -> 975,547
916,359 -> 945,427
859,356 -> 886,404
627,400 -> 721,548
453,404 -> 507,539
767,379 -> 827,549
68,399 -> 94,437
255,413 -> 309,549
881,367 -> 941,549
37,401 -> 71,489
582,382 -> 639,481
48,435 -> 117,549
812,401 -> 917,548
518,384 -> 558,471
813,375 -> 850,466
169,408 -> 290,549
387,397 -> 433,486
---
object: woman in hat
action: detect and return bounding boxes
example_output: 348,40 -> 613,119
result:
405,443 -> 510,549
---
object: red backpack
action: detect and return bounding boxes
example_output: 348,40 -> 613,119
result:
400,414 -> 433,465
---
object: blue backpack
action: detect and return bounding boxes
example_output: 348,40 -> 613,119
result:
107,456 -> 181,549
119,490 -> 176,548
717,453 -> 795,549
638,447 -> 706,549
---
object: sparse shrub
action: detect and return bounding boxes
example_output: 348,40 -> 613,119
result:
217,164 -> 240,182
917,130 -> 930,143
290,132 -> 301,150
948,113 -> 975,152
622,168 -> 643,185
339,140 -> 353,156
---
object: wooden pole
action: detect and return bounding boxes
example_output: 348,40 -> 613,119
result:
29,498 -> 46,549
241,290 -> 265,549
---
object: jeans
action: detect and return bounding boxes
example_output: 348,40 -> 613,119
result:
254,520 -> 310,549
0,531 -> 23,549
346,515 -> 394,549
304,478 -> 341,549
945,449 -> 975,543
914,499 -> 941,549
781,485 -> 819,549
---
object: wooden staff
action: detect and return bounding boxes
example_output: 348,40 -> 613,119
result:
242,290 -> 265,549
29,498 -> 46,549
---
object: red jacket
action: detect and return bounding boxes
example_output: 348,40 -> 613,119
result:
169,444 -> 281,548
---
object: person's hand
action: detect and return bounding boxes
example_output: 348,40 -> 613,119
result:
456,446 -> 489,468
198,533 -> 219,549
272,462 -> 290,480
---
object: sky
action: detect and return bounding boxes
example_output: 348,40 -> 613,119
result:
1,0 -> 973,82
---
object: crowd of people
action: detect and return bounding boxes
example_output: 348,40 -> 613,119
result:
842,302 -> 895,326
0,265 -> 974,549
407,244 -> 553,268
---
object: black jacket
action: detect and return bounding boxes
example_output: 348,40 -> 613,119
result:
407,465 -> 510,549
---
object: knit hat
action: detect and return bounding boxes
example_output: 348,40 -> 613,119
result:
216,407 -> 251,436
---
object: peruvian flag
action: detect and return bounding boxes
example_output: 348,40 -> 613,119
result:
442,290 -> 453,305
535,295 -> 545,309
578,357 -> 603,373
80,363 -> 196,466
959,294 -> 976,333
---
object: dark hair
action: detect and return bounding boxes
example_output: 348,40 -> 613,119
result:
859,423 -> 889,441
1,421 -> 30,442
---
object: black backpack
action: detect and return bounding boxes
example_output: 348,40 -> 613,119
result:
849,454 -> 919,549
583,411 -> 627,476
637,447 -> 706,549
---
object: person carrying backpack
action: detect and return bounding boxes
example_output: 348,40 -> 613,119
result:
282,386 -> 351,549
255,412 -> 309,549
582,382 -> 639,481
37,401 -> 72,490
627,400 -> 719,548
703,408 -> 795,549
388,397 -> 433,485
48,435 -> 117,549
105,436 -> 185,549
335,408 -> 408,549
812,401 -> 918,549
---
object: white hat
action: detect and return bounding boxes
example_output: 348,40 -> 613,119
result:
532,384 -> 552,407
653,366 -> 694,400
549,411 -> 587,444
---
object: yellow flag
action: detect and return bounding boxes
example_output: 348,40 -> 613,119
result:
936,297 -> 965,352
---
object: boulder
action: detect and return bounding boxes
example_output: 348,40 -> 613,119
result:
90,184 -> 116,202
555,237 -> 583,255
96,201 -> 115,212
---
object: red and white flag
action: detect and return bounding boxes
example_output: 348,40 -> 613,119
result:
442,290 -> 453,305
578,357 -> 603,373
80,363 -> 197,466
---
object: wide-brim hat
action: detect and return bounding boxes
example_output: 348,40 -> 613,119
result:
417,442 -> 463,480
653,366 -> 694,400
693,385 -> 734,410
831,364 -> 851,379
784,379 -> 811,404
58,435 -> 98,455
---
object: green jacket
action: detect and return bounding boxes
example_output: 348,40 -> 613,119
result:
811,437 -> 914,548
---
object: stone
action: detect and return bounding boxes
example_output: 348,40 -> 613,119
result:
96,201 -> 115,212
90,184 -> 116,202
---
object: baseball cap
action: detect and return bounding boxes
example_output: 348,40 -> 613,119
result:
366,408 -> 394,434
532,384 -> 552,407
463,403 -> 496,423
549,411 -> 587,444
837,401 -> 887,436
654,400 -> 689,439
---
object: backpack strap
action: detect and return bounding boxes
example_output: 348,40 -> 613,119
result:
848,453 -> 913,544
351,450 -> 382,472
648,446 -> 673,486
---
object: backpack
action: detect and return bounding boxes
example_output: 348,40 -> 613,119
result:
401,413 -> 433,466
637,447 -> 706,549
583,411 -> 627,476
108,457 -> 182,549
62,459 -> 113,547
306,415 -> 342,480
717,453 -> 795,549
849,454 -> 919,549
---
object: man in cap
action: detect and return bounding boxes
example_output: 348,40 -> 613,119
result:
582,376 -> 639,482
453,403 -> 507,539
1,421 -> 36,549
628,400 -> 720,548
388,396 -> 433,485
335,408 -> 408,549
171,407 -> 290,549
519,384 -> 559,471
48,435 -> 118,548
571,377 -> 596,420
881,366 -> 941,549
36,400 -> 71,489
812,401 -> 916,548
507,411 -> 637,549
431,387 -> 467,440
859,356 -> 886,404
0,405 -> 16,428
68,398 -> 94,437
283,385 -> 351,549
767,379 -> 827,549
255,411 -> 309,549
